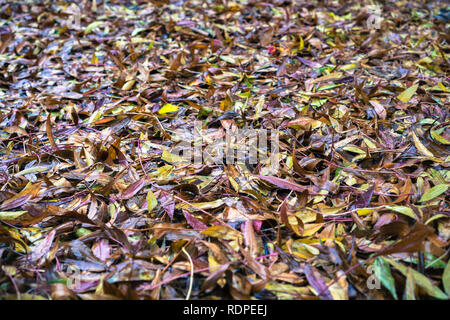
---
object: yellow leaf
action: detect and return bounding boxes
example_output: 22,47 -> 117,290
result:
302,223 -> 325,237
121,80 -> 135,91
363,137 -> 377,149
356,208 -> 374,216
343,146 -> 366,154
412,131 -> 434,157
146,191 -> 158,212
0,211 -> 27,220
161,150 -> 183,164
397,84 -> 418,103
208,251 -> 221,272
339,64 -> 357,71
158,103 -> 179,114
201,225 -> 241,241
298,36 -> 304,51
91,53 -> 99,65
438,82 -> 449,92
431,129 -> 450,145
177,199 -> 224,211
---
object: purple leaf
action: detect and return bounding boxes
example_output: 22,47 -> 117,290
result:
304,264 -> 333,300
183,210 -> 207,230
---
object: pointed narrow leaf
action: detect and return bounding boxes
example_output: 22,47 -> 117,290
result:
385,206 -> 417,220
304,264 -> 333,300
146,190 -> 158,212
120,178 -> 146,200
373,257 -> 398,299
183,210 -> 207,230
383,257 -> 447,299
412,131 -> 434,158
46,114 -> 56,148
443,261 -> 450,296
419,184 -> 448,202
397,84 -> 418,103
404,267 -> 416,300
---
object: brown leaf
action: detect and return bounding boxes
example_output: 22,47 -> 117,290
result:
260,27 -> 274,47
375,223 -> 434,257
46,114 -> 56,148
0,183 -> 42,210
256,175 -> 314,193
200,262 -> 231,293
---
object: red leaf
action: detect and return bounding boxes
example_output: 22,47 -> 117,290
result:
120,178 -> 146,200
183,210 -> 207,230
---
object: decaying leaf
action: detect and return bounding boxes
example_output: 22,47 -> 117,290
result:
0,0 -> 448,301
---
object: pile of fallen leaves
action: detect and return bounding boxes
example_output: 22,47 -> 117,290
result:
0,0 -> 449,300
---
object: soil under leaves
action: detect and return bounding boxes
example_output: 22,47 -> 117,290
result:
0,0 -> 449,300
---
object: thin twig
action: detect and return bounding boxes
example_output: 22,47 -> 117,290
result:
182,247 -> 194,300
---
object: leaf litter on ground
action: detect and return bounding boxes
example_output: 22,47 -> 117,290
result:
0,0 -> 449,300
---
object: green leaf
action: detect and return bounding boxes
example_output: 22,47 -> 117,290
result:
158,103 -> 179,114
383,257 -> 448,299
425,214 -> 447,225
443,261 -> 450,296
373,257 -> 398,299
147,191 -> 158,213
419,184 -> 448,202
14,166 -> 49,177
397,84 -> 418,103
0,211 -> 27,220
76,228 -> 92,238
342,146 -> 366,154
85,21 -> 104,34
385,205 -> 417,220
